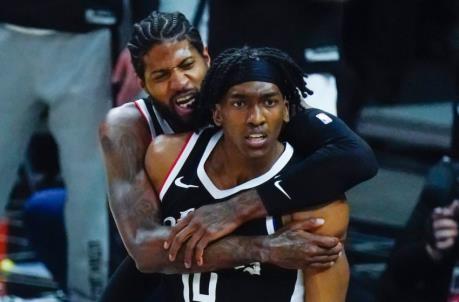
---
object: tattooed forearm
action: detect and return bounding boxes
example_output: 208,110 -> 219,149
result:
116,132 -> 145,181
141,235 -> 264,274
99,110 -> 162,259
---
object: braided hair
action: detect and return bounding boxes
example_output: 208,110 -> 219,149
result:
196,47 -> 313,128
128,11 -> 204,80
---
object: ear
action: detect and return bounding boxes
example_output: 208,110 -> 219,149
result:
283,99 -> 290,123
140,79 -> 146,89
212,104 -> 223,126
202,46 -> 211,67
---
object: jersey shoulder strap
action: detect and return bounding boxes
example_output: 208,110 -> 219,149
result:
134,98 -> 174,139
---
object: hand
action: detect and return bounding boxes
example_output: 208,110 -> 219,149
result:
112,48 -> 142,106
165,201 -> 243,268
426,200 -> 459,260
264,218 -> 342,269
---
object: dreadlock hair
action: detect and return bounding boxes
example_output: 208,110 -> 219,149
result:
127,11 -> 204,80
195,47 -> 313,129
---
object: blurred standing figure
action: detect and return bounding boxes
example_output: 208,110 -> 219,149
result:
0,1 -> 156,301
378,157 -> 459,302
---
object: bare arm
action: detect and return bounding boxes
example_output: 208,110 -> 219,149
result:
100,109 -> 342,274
136,218 -> 341,274
123,133 -> 342,273
99,103 -> 161,267
286,200 -> 349,302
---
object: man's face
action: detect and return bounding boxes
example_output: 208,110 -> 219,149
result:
141,40 -> 210,127
213,81 -> 289,160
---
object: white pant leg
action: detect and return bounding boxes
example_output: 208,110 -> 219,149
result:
0,25 -> 44,213
43,29 -> 112,302
304,73 -> 338,116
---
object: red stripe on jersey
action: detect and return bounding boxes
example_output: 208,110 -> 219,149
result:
158,132 -> 194,194
133,100 -> 153,142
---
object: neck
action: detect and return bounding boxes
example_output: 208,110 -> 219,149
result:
205,137 -> 284,190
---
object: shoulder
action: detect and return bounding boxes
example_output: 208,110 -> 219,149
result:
102,102 -> 144,130
148,133 -> 192,157
145,132 -> 193,190
99,101 -> 153,159
99,101 -> 150,142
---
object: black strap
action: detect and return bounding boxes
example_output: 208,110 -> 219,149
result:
145,97 -> 165,136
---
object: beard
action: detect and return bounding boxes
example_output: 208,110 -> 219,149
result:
149,96 -> 199,133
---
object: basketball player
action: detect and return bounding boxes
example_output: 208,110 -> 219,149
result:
99,11 -> 376,301
141,47 -> 349,301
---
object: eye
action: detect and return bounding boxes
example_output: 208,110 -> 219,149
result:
231,99 -> 245,108
264,98 -> 278,107
152,71 -> 170,82
179,60 -> 195,70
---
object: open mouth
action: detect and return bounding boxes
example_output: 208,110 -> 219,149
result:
172,92 -> 198,120
175,93 -> 196,109
245,133 -> 268,148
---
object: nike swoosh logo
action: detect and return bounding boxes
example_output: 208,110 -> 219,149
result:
274,180 -> 291,200
174,176 -> 199,189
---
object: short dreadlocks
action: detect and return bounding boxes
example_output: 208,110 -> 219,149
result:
195,47 -> 313,128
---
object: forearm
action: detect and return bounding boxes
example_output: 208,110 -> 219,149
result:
136,228 -> 265,274
107,174 -> 161,257
107,185 -> 263,274
100,108 -> 162,261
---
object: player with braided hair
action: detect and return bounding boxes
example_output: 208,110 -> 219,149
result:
128,11 -> 205,80
100,10 -> 377,301
141,46 -> 350,301
196,47 -> 312,129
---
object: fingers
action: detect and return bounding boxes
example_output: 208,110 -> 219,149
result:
308,251 -> 340,263
167,220 -> 195,262
305,241 -> 342,258
309,261 -> 336,268
433,218 -> 458,230
309,232 -> 340,249
182,229 -> 217,267
303,246 -> 344,269
437,237 -> 455,250
195,236 -> 211,267
183,229 -> 205,268
287,218 -> 325,231
164,215 -> 191,250
432,217 -> 458,251
433,206 -> 455,219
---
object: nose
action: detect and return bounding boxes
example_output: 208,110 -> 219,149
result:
170,69 -> 189,91
247,104 -> 266,126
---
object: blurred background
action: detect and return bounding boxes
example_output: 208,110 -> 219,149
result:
2,0 -> 459,301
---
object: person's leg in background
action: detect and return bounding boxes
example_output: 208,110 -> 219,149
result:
0,25 -> 45,217
22,132 -> 67,291
24,188 -> 67,290
45,29 -> 112,302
